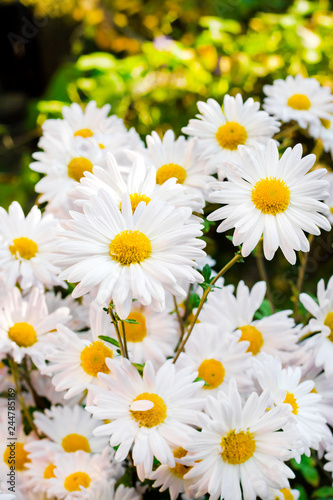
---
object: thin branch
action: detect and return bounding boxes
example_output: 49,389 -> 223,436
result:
108,305 -> 126,358
121,321 -> 129,359
173,296 -> 185,342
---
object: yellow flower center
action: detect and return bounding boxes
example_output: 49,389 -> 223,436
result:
171,447 -> 192,478
3,442 -> 31,471
109,230 -> 152,266
130,392 -> 167,427
215,122 -> 248,150
120,193 -> 152,214
287,94 -> 311,110
283,391 -> 298,415
61,434 -> 91,453
321,118 -> 331,129
44,463 -> 56,479
125,312 -> 147,342
98,143 -> 105,149
198,359 -> 225,390
221,429 -> 256,465
324,312 -> 333,342
8,322 -> 37,348
67,157 -> 94,182
80,341 -> 113,377
64,471 -> 91,492
9,237 -> 38,260
330,206 -> 333,214
238,325 -> 264,355
279,488 -> 294,500
74,128 -> 94,138
156,163 -> 187,185
251,177 -> 290,215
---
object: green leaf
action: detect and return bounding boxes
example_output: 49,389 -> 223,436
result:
132,363 -> 145,375
291,456 -> 320,487
313,487 -> 333,498
254,299 -> 273,319
202,218 -> 215,233
123,318 -> 140,324
188,293 -> 201,311
98,335 -> 119,348
202,264 -> 212,283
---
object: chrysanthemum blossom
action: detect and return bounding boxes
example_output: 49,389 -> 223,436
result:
86,358 -> 204,481
300,276 -> 333,377
0,202 -> 64,290
263,75 -> 333,129
309,117 -> 333,159
183,379 -> 295,500
71,153 -> 202,213
182,94 -> 279,174
58,191 -> 205,318
0,287 -> 70,368
208,141 -> 330,264
146,130 -> 213,203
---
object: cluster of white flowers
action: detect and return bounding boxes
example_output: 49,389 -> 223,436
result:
1,75 -> 333,500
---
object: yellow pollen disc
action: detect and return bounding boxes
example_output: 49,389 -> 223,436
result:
64,471 -> 91,492
324,312 -> 333,342
283,391 -> 298,415
238,325 -> 264,356
67,157 -> 94,182
198,359 -> 225,390
130,392 -> 167,427
80,341 -> 113,377
98,143 -> 105,149
156,163 -> 187,185
125,311 -> 147,342
321,118 -> 331,129
61,434 -> 91,453
280,488 -> 294,500
8,322 -> 37,348
171,447 -> 192,478
251,177 -> 290,215
109,230 -> 152,266
44,463 -> 56,479
129,193 -> 151,213
3,442 -> 31,471
221,429 -> 256,465
330,206 -> 333,214
287,94 -> 311,110
215,122 -> 248,150
74,128 -> 94,138
9,237 -> 38,260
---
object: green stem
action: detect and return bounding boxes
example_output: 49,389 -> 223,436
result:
173,252 -> 243,363
274,123 -> 299,140
108,305 -> 126,358
173,296 -> 185,343
121,321 -> 129,359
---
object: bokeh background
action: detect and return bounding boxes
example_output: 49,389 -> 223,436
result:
1,0 -> 333,366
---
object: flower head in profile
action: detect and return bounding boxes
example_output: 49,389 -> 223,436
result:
0,202 -> 63,290
263,75 -> 333,129
208,140 -> 330,264
182,94 -> 279,174
58,191 -> 205,318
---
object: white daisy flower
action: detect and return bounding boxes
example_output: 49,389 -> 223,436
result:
200,280 -> 300,363
208,140 -> 330,264
263,75 -> 333,129
24,447 -> 60,495
45,291 -> 90,332
46,449 -> 113,499
254,355 -> 327,458
29,371 -> 81,407
182,94 -> 279,174
111,484 -> 142,500
71,152 -> 203,214
0,287 -> 70,368
300,276 -> 333,377
107,301 -> 179,369
322,172 -> 333,224
309,116 -> 333,159
324,441 -> 333,480
58,191 -> 205,318
43,303 -> 118,401
183,378 -> 295,500
31,405 -> 109,455
146,130 -> 213,202
178,322 -> 252,397
268,487 -> 300,500
0,202 -> 64,290
86,358 -> 204,481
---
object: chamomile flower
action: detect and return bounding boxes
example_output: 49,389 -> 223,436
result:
146,130 -> 213,203
255,355 -> 327,457
178,323 -> 252,397
24,447 -> 60,495
71,153 -> 202,213
268,487 -> 300,500
46,449 -> 113,499
182,94 -> 279,174
324,441 -> 333,480
0,202 -> 63,290
183,379 -> 295,500
323,172 -> 333,224
309,117 -> 333,159
45,291 -> 90,332
58,191 -> 205,318
300,276 -> 333,377
0,287 -> 70,368
208,140 -> 330,264
86,358 -> 204,481
31,405 -> 109,455
263,75 -> 333,129
43,303 -> 118,401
